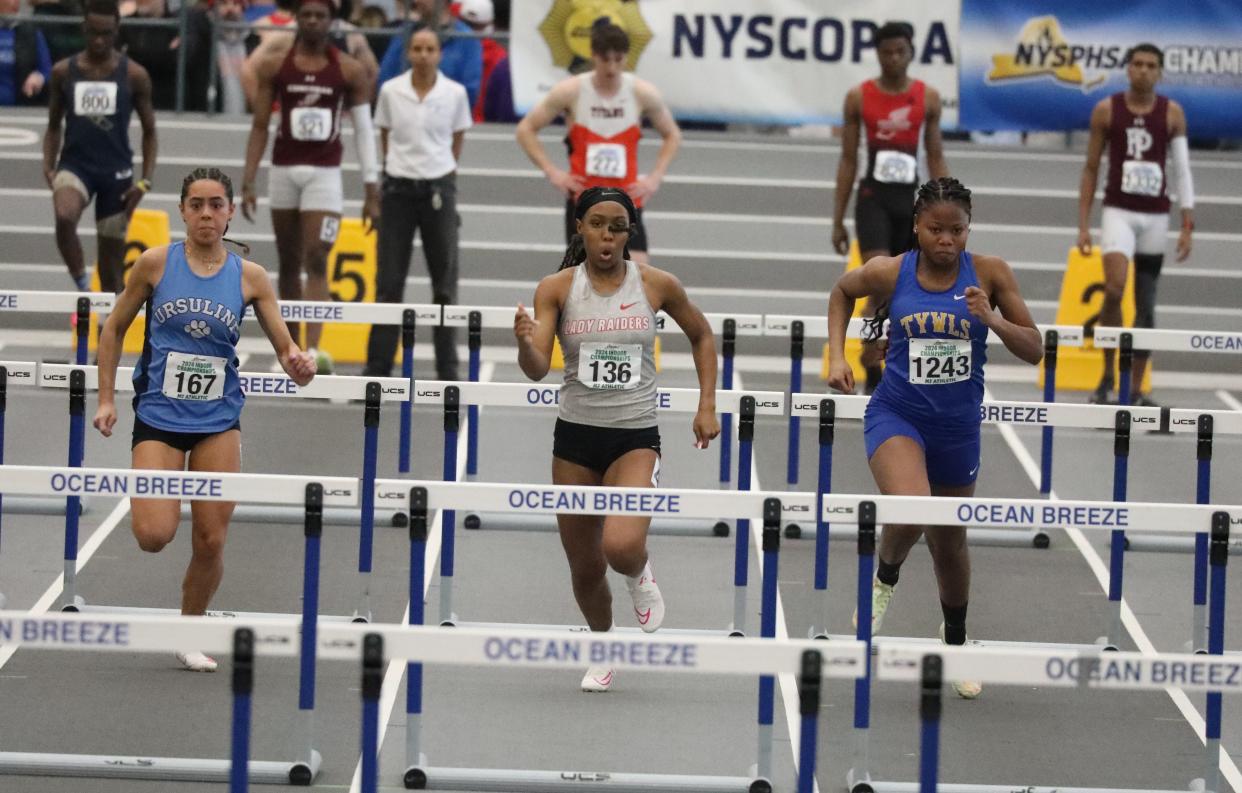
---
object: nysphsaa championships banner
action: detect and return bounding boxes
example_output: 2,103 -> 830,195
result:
960,0 -> 1242,136
510,0 -> 960,126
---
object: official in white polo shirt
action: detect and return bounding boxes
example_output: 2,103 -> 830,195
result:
364,24 -> 472,381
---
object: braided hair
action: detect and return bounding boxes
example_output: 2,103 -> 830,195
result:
558,186 -> 638,271
860,177 -> 973,343
180,168 -> 250,255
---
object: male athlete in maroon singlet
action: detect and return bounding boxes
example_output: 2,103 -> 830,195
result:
832,22 -> 948,393
241,0 -> 379,373
1077,43 -> 1195,405
515,20 -> 681,265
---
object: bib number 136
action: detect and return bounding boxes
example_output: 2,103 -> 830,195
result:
590,358 -> 632,385
579,342 -> 642,390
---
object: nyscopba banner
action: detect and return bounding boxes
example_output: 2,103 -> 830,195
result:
510,0 -> 960,125
960,0 -> 1242,135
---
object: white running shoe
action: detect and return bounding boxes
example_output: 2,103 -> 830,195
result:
176,650 -> 219,673
625,561 -> 664,633
938,622 -> 982,699
581,666 -> 615,692
852,579 -> 895,634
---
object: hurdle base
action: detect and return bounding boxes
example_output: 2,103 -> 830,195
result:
1115,534 -> 1242,555
198,504 -> 404,527
72,604 -> 361,623
1,496 -> 87,517
59,595 -> 85,612
860,781 -> 1193,793
403,764 -> 769,793
461,511 -> 728,538
447,619 -> 738,638
807,524 -> 1048,549
0,750 -> 321,785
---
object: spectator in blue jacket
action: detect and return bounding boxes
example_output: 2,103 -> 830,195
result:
378,0 -> 478,107
1,0 -> 53,105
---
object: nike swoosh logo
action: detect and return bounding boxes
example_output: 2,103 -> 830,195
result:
636,608 -> 652,624
969,465 -> 980,476
619,302 -> 638,311
953,294 -> 966,301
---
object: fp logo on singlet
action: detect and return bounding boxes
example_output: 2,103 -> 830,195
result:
1126,127 -> 1153,159
876,107 -> 914,140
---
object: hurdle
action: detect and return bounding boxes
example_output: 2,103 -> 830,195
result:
383,387 -> 790,633
875,511 -> 1230,793
782,492 -> 1240,793
440,305 -> 767,533
36,363 -> 406,622
391,481 -> 856,792
763,314 -> 1087,537
0,290 -> 116,518
0,466 -> 359,784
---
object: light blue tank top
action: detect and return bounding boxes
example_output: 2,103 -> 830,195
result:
133,243 -> 246,433
871,249 -> 989,426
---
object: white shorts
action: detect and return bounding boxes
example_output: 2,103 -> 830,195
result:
268,165 -> 344,213
1100,206 -> 1168,258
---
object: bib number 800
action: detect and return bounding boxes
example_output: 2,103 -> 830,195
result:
589,359 -> 632,385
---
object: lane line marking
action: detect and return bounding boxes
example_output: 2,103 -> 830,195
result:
987,386 -> 1242,791
1215,390 -> 1242,411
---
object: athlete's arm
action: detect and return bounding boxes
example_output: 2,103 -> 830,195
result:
826,255 -> 900,393
1077,99 -> 1110,255
923,87 -> 949,180
343,55 -> 380,230
832,87 -> 862,255
244,260 -> 316,385
240,32 -> 286,108
515,78 -> 584,196
125,61 -> 158,214
347,30 -> 379,99
650,266 -> 719,449
1169,101 -> 1194,262
970,255 -> 1042,365
41,59 -> 68,188
514,273 -> 563,381
93,247 -> 163,437
242,55 -> 279,222
628,79 -> 681,203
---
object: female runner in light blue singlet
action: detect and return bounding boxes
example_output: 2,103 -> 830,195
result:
93,168 -> 317,673
827,177 -> 1043,699
513,187 -> 720,693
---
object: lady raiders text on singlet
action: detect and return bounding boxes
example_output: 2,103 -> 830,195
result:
861,79 -> 926,186
59,54 -> 133,177
1103,93 -> 1171,214
558,260 -> 658,429
872,250 -> 989,425
272,44 -> 348,168
565,73 -> 642,203
132,243 -> 246,433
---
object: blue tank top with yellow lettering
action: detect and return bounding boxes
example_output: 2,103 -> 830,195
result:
132,243 -> 246,433
871,249 -> 988,426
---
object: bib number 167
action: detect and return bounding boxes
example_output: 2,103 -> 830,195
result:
174,371 -> 217,396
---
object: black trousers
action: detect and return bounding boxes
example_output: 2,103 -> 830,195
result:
365,173 -> 460,379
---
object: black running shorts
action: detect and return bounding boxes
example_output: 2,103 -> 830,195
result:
553,419 -> 661,476
854,179 -> 916,256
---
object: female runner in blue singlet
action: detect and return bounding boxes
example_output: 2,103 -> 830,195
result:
826,177 -> 1043,698
93,167 -> 317,672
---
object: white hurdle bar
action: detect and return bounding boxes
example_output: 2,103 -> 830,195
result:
871,641 -> 1239,793
1094,326 -> 1242,355
0,609 -> 863,792
0,360 -> 88,518
37,363 -> 410,526
411,378 -> 786,534
0,464 -> 358,787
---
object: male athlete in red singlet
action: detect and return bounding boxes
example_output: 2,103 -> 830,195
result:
832,22 -> 948,393
1077,43 -> 1195,405
241,0 -> 379,373
515,20 -> 681,264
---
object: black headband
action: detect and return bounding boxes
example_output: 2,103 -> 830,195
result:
574,187 -> 638,226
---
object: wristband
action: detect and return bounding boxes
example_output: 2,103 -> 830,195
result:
136,179 -> 152,194
1181,219 -> 1195,232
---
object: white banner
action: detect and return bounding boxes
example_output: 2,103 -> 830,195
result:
412,380 -> 784,414
511,0 -> 961,125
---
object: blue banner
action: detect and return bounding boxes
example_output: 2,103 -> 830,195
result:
960,0 -> 1242,136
